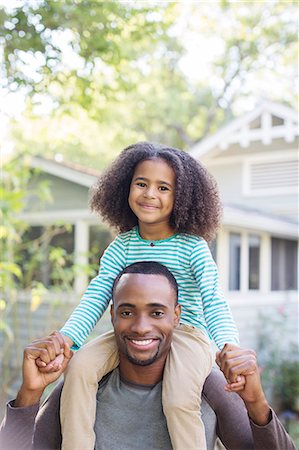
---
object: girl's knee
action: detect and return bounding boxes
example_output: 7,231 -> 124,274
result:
162,393 -> 201,415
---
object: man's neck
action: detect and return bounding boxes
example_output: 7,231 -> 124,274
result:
118,355 -> 166,386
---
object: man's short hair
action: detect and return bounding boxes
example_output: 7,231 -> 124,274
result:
112,261 -> 178,304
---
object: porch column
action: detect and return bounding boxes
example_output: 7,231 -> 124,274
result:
260,233 -> 271,293
74,220 -> 89,294
240,232 -> 249,293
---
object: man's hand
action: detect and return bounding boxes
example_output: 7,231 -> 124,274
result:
216,344 -> 271,426
35,331 -> 74,373
15,332 -> 73,408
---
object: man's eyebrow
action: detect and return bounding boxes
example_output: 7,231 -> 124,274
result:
117,303 -> 136,308
117,302 -> 168,308
134,176 -> 173,187
148,303 -> 168,308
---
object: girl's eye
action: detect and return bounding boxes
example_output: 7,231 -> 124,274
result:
159,186 -> 169,191
136,182 -> 146,187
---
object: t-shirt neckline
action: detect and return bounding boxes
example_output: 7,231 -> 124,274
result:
135,227 -> 178,244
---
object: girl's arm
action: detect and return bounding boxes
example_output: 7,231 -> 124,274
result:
37,236 -> 127,371
191,239 -> 239,350
60,236 -> 126,349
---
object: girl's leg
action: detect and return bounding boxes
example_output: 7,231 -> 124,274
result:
162,324 -> 213,450
60,330 -> 119,450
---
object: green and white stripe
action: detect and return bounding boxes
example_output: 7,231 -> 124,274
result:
61,227 -> 239,349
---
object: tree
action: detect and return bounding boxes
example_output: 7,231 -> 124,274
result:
1,1 -> 297,164
0,155 -> 96,408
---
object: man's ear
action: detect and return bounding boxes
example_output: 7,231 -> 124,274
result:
110,304 -> 114,323
174,304 -> 181,326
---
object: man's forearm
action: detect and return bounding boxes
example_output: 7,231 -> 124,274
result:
15,385 -> 44,408
244,396 -> 271,426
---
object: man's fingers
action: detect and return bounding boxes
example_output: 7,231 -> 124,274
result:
63,342 -> 73,360
60,343 -> 73,371
217,345 -> 257,381
25,338 -> 64,364
24,345 -> 53,364
222,356 -> 257,381
50,331 -> 66,348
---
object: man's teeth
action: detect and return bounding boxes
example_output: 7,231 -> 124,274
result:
131,339 -> 153,346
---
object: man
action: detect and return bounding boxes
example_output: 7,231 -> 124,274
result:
0,262 -> 296,450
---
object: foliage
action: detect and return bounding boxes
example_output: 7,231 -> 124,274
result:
272,359 -> 299,412
1,1 -> 297,167
0,155 -> 97,407
257,310 -> 299,412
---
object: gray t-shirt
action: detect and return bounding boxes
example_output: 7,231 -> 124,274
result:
94,369 -> 216,450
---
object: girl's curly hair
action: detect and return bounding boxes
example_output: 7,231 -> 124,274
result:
90,141 -> 222,243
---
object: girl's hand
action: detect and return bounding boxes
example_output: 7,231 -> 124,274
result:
224,374 -> 246,392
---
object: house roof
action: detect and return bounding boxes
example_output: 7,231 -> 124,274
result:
189,100 -> 298,159
30,156 -> 101,187
222,204 -> 298,239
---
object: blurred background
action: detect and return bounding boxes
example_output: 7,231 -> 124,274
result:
0,0 -> 298,444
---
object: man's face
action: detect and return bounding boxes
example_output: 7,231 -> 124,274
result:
111,273 -> 180,367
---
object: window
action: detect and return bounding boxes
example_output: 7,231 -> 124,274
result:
229,233 -> 241,290
249,235 -> 260,290
271,238 -> 298,290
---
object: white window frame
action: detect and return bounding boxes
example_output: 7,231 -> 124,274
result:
220,228 -> 270,294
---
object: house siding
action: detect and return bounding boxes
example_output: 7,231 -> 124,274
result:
26,174 -> 89,211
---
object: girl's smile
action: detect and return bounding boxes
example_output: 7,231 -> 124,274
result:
128,158 -> 176,238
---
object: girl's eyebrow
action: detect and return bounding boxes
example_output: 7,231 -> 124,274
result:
134,176 -> 173,187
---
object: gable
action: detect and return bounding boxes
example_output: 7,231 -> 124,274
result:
189,100 -> 298,161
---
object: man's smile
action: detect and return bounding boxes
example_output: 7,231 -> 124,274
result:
125,337 -> 160,351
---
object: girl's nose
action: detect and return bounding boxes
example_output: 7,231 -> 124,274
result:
144,186 -> 156,198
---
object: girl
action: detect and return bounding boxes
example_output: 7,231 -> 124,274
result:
50,142 -> 240,449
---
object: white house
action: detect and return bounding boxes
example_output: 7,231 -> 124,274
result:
189,100 -> 298,347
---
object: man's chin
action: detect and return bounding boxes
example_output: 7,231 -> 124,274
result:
126,351 -> 159,366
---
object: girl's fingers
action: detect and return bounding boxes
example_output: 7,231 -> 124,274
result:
35,357 -> 46,368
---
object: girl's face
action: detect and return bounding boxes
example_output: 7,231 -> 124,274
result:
128,158 -> 176,229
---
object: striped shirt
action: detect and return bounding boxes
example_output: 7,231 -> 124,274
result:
61,227 -> 239,349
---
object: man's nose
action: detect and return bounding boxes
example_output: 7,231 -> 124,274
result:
130,315 -> 152,334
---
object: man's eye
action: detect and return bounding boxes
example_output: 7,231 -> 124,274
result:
121,311 -> 132,317
152,311 -> 164,317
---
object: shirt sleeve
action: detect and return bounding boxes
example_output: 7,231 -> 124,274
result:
249,409 -> 296,450
190,239 -> 239,349
203,368 -> 296,450
0,400 -> 38,450
60,236 -> 127,348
